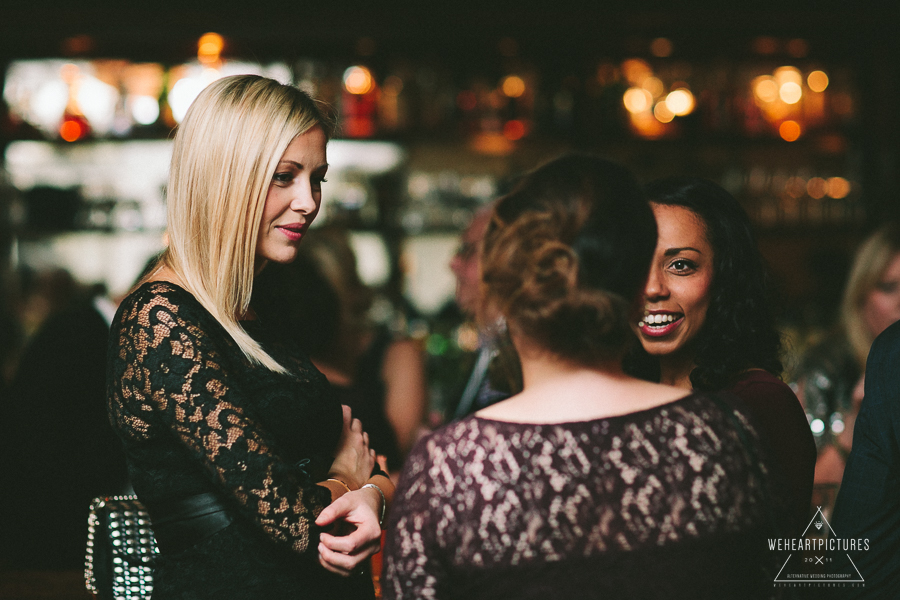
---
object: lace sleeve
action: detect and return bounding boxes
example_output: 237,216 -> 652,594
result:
381,435 -> 446,600
109,288 -> 332,554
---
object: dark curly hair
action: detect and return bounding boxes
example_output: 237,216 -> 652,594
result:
481,154 -> 657,366
625,177 -> 784,391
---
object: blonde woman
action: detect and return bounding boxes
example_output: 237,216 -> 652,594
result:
107,75 -> 391,598
796,222 -> 900,506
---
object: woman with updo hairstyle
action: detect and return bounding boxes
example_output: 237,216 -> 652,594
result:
382,155 -> 779,599
627,176 -> 815,535
107,75 -> 391,598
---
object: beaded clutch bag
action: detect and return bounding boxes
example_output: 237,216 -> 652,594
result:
84,495 -> 159,600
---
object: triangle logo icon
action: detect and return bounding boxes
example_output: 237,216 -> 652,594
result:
771,506 -> 864,584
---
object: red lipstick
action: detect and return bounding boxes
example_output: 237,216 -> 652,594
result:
276,223 -> 306,241
638,311 -> 684,337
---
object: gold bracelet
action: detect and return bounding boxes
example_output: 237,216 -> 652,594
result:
361,482 -> 386,528
325,478 -> 353,494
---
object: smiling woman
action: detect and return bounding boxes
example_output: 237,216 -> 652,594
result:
626,177 -> 816,537
637,203 -> 715,376
255,125 -> 328,270
106,75 -> 392,599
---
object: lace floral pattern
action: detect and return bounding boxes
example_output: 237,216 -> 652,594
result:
108,282 -> 339,556
382,394 -> 775,599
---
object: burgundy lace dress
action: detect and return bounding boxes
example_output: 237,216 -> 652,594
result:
107,281 -> 374,599
382,393 -> 778,599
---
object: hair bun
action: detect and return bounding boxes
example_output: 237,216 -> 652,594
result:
483,202 -> 637,364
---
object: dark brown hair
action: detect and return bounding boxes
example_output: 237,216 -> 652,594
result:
481,154 -> 656,365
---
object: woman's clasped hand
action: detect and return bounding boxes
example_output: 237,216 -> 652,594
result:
316,405 -> 384,576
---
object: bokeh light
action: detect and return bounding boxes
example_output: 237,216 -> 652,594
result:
60,118 -> 85,142
653,101 -> 674,123
808,70 -> 829,92
779,120 -> 801,141
623,87 -> 652,113
753,76 -> 778,103
501,75 -> 526,98
503,119 -> 526,141
774,66 -> 803,86
665,89 -> 694,116
130,95 -> 160,125
197,33 -> 224,65
779,81 -> 803,104
343,66 -> 375,95
827,177 -> 851,199
621,59 -> 652,85
807,177 -> 828,199
642,76 -> 665,98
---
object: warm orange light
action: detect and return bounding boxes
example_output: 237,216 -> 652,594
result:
775,66 -> 803,86
779,120 -> 801,142
642,76 -> 664,98
753,76 -> 779,103
60,119 -> 83,142
501,75 -> 526,98
197,33 -> 224,64
665,89 -> 694,116
470,131 -> 514,156
503,119 -> 526,141
343,66 -> 374,95
653,101 -> 674,123
807,177 -> 828,199
827,177 -> 851,199
808,70 -> 829,92
779,82 -> 803,104
623,87 -> 652,114
650,38 -> 673,57
621,59 -> 652,85
629,111 -> 668,139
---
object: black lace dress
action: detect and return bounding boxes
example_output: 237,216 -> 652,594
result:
107,282 -> 374,599
382,393 -> 778,600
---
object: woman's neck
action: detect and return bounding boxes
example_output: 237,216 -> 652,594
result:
519,348 -> 623,390
658,353 -> 695,390
476,336 -> 688,424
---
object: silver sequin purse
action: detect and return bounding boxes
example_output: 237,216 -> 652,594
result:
84,495 -> 158,600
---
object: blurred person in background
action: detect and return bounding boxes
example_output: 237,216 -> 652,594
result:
0,274 -> 129,570
107,75 -> 390,598
254,226 -> 427,476
440,203 -> 517,421
793,222 -> 900,514
626,177 -> 816,536
383,155 -> 780,599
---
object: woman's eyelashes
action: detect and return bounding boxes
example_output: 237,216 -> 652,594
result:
876,280 -> 899,294
273,171 -> 294,185
271,172 -> 328,187
668,258 -> 698,274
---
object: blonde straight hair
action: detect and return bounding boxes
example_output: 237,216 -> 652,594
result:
154,75 -> 332,372
840,223 -> 900,368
